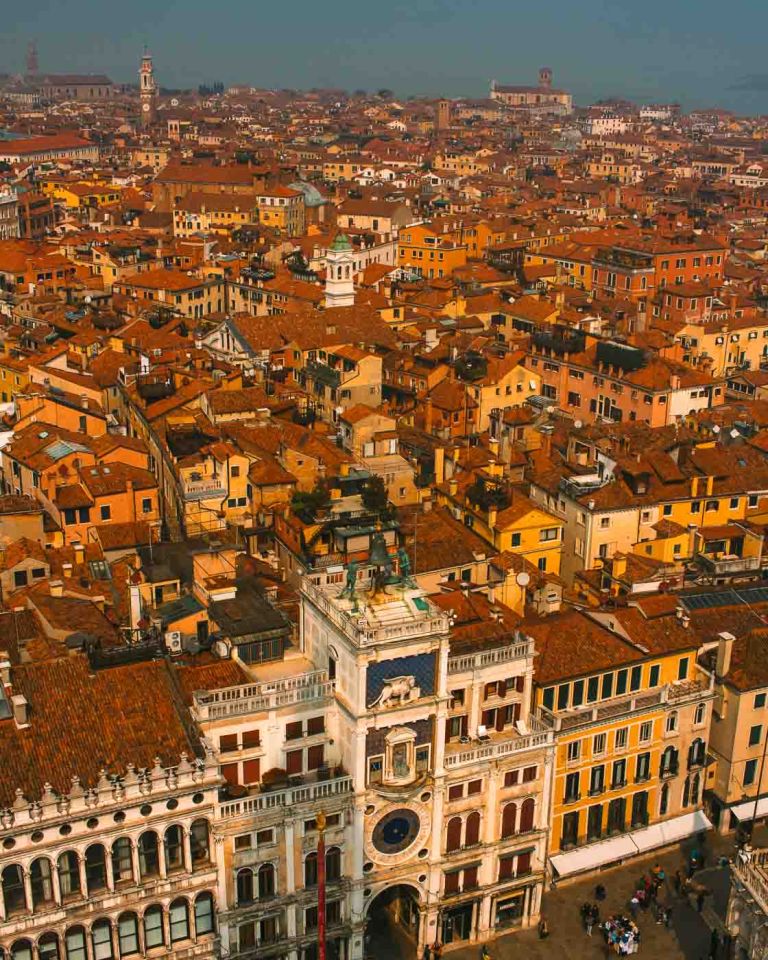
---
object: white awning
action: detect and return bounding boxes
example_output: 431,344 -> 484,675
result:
550,811 -> 713,879
731,796 -> 768,823
550,834 -> 637,878
632,810 -> 712,852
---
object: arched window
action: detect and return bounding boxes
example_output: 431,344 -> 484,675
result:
519,797 -> 535,833
91,920 -> 113,960
257,862 -> 275,899
58,851 -> 80,898
304,852 -> 318,887
64,926 -> 87,960
236,868 -> 254,904
690,772 -> 701,806
111,838 -> 133,884
665,711 -> 678,733
660,746 -> 678,778
164,825 -> 184,872
2,864 -> 26,914
694,702 -> 706,725
169,899 -> 190,943
464,811 -> 481,847
326,846 -> 341,882
446,816 -> 462,852
30,857 -> 54,907
38,934 -> 60,960
117,913 -> 139,958
85,845 -> 107,895
9,941 -> 32,960
501,802 -> 517,838
194,892 -> 215,936
143,906 -> 164,951
190,819 -> 210,865
660,782 -> 670,817
138,832 -> 160,878
688,738 -> 706,768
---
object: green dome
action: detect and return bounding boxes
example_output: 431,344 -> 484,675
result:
331,232 -> 353,251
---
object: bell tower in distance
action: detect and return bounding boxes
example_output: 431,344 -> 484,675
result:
139,50 -> 157,127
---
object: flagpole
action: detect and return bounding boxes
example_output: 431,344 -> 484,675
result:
317,810 -> 327,960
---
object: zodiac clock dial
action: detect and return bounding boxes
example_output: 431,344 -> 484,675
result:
371,807 -> 421,855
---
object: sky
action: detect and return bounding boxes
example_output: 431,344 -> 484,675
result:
2,0 -> 768,113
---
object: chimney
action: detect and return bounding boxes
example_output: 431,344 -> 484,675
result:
0,652 -> 10,686
687,523 -> 699,558
716,631 -> 735,678
81,397 -> 89,410
12,694 -> 29,728
49,580 -> 63,598
129,583 -> 143,630
73,543 -> 85,565
434,446 -> 446,485
449,477 -> 458,496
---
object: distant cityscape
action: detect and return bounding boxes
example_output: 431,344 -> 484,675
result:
1,39 -> 768,960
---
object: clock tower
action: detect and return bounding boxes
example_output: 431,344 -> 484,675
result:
139,50 -> 157,128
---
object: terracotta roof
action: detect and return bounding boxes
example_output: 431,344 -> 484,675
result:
0,658 -> 199,805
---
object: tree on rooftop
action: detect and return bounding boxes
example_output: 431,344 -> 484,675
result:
291,478 -> 331,519
361,475 -> 394,521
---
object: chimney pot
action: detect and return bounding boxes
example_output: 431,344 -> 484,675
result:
11,694 -> 29,728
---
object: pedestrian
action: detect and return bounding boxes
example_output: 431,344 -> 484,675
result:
696,891 -> 706,913
586,912 -> 593,936
591,903 -> 600,924
432,943 -> 443,960
423,945 -> 431,960
709,929 -> 719,959
538,916 -> 549,940
629,896 -> 640,919
595,882 -> 606,901
664,906 -> 673,928
480,945 -> 492,960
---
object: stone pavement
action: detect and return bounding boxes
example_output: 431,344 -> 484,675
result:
447,828 -> 751,960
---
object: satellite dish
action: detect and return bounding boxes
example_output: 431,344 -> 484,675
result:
84,295 -> 92,304
730,429 -> 740,439
516,571 -> 531,587
712,424 -> 721,433
171,98 -> 179,107
573,419 -> 583,429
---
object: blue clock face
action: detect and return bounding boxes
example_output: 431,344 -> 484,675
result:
372,808 -> 420,854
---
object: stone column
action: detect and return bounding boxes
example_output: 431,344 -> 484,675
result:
22,867 -> 33,913
78,854 -> 88,899
131,839 -> 141,884
182,826 -> 193,873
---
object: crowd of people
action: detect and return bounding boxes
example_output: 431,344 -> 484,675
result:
602,914 -> 641,955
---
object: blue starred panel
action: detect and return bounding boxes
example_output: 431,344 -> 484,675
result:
366,653 -> 436,708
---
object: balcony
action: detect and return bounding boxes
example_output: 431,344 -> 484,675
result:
217,773 -> 354,820
448,637 -> 535,674
305,359 -> 341,388
539,676 -> 714,733
301,577 -> 450,648
192,671 -> 333,720
444,718 -> 553,769
698,554 -> 760,575
182,477 -> 227,501
733,848 -> 768,915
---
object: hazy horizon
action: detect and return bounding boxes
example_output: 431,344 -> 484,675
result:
3,0 -> 768,114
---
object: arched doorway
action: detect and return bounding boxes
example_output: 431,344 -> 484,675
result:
365,884 -> 421,960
